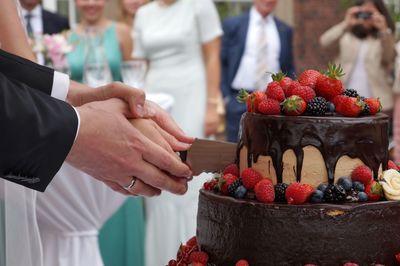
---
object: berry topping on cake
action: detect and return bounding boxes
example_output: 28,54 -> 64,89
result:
337,97 -> 364,117
388,160 -> 399,170
236,90 -> 266,113
337,177 -> 353,191
271,71 -> 293,95
228,179 -> 243,197
291,85 -> 316,102
286,80 -> 302,97
223,163 -> 239,176
396,252 -> 400,262
306,96 -> 328,116
188,251 -> 209,264
186,236 -> 198,248
285,182 -> 314,204
364,98 -> 382,115
266,81 -> 285,102
310,190 -> 324,203
315,64 -> 345,101
365,180 -> 383,201
274,183 -> 288,202
234,185 -> 247,199
357,191 -> 368,202
235,259 -> 250,266
327,101 -> 336,113
282,95 -> 307,116
317,183 -> 328,193
254,178 -> 275,203
258,98 -> 281,115
203,179 -> 217,191
343,263 -> 359,266
343,88 -> 359,98
351,165 -> 373,185
324,184 -> 346,203
241,168 -> 263,189
298,69 -> 321,89
352,181 -> 365,192
219,174 -> 238,195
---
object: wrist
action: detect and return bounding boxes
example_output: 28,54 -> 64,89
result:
379,28 -> 392,37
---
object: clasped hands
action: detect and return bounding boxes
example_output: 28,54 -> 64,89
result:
66,81 -> 193,197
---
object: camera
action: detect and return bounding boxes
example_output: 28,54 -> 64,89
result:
355,11 -> 372,20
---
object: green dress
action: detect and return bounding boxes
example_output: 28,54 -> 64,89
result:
67,23 -> 145,266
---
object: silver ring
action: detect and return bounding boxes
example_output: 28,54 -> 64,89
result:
123,177 -> 137,191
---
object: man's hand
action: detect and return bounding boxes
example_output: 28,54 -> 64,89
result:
66,99 -> 192,197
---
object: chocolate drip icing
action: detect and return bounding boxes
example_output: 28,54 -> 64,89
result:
238,113 -> 389,183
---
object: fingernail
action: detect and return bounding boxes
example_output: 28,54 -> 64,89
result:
136,104 -> 144,117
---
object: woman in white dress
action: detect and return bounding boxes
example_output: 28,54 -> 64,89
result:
133,0 -> 223,265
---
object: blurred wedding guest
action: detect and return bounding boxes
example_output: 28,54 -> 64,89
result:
19,0 -> 69,36
118,0 -> 147,31
320,0 -> 396,117
393,41 -> 400,162
221,0 -> 295,142
133,0 -> 223,265
66,1 -> 143,265
67,0 -> 132,83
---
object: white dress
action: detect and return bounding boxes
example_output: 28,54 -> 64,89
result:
134,1 -> 222,265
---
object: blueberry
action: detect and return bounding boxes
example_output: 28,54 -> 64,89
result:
234,185 -> 247,199
337,177 -> 353,191
310,190 -> 324,203
327,102 -> 335,113
317,183 -> 328,193
353,181 -> 365,192
358,191 -> 368,202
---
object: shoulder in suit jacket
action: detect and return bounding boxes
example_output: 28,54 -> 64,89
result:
42,8 -> 70,35
0,50 -> 78,192
220,11 -> 296,99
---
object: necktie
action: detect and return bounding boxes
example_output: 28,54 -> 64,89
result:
25,13 -> 33,37
255,20 -> 268,90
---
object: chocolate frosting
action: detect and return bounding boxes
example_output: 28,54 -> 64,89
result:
197,190 -> 400,266
238,113 -> 389,183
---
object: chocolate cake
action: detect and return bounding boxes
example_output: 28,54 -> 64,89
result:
196,113 -> 400,265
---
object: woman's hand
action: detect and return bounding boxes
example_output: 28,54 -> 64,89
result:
372,12 -> 388,32
344,6 -> 362,30
204,103 -> 220,137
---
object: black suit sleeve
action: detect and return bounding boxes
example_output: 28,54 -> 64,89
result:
0,49 -> 54,95
220,19 -> 232,100
0,72 -> 78,192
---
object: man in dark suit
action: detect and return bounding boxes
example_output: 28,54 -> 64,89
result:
20,0 -> 69,36
221,0 -> 295,142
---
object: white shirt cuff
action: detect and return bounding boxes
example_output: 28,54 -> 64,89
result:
71,107 -> 81,143
51,71 -> 70,101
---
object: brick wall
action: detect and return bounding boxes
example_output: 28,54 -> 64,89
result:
293,0 -> 346,74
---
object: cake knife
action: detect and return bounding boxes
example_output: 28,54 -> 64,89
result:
179,139 -> 237,176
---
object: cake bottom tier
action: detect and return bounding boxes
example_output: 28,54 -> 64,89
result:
197,190 -> 400,266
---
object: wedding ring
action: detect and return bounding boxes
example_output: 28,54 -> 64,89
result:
123,177 -> 137,191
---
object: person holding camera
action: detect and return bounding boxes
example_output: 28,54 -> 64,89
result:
320,0 -> 396,121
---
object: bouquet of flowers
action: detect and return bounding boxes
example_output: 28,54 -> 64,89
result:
32,33 -> 72,71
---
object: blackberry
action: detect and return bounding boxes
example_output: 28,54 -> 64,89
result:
345,188 -> 359,202
343,88 -> 359,98
274,183 -> 288,202
306,97 -> 328,116
324,184 -> 346,203
361,103 -> 370,116
228,179 -> 242,196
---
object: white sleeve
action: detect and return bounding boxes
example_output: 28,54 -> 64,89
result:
51,71 -> 70,101
133,9 -> 147,58
193,0 -> 223,44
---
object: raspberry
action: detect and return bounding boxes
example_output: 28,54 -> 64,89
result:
188,251 -> 209,264
285,182 -> 314,204
351,165 -> 373,185
241,168 -> 263,189
223,163 -> 239,176
186,236 -> 197,248
219,174 -> 238,195
203,179 -> 217,191
254,178 -> 275,203
235,259 -> 250,266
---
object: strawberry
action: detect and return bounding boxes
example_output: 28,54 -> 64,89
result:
241,168 -> 263,189
315,64 -> 345,101
271,71 -> 292,95
364,98 -> 382,115
332,95 -> 348,113
223,163 -> 239,176
395,252 -> 400,262
188,251 -> 209,264
203,179 -> 217,191
235,259 -> 250,266
258,98 -> 281,115
285,182 -> 314,204
254,178 -> 275,203
236,90 -> 266,113
219,174 -> 238,195
282,95 -> 307,116
365,180 -> 383,201
337,97 -> 364,117
343,263 -> 359,266
298,69 -> 321,89
266,81 -> 285,102
286,80 -> 302,97
388,160 -> 399,170
291,85 -> 316,102
186,236 -> 198,248
351,165 -> 373,185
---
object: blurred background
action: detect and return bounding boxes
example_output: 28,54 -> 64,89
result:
42,0 -> 400,73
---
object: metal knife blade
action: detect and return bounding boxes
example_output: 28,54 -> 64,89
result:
179,139 -> 237,176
